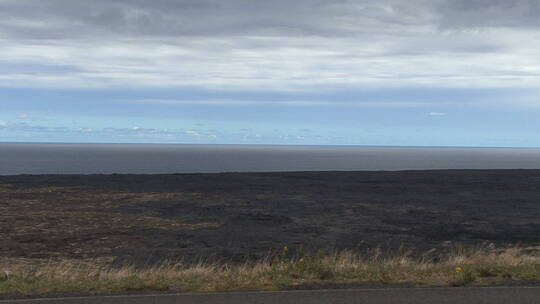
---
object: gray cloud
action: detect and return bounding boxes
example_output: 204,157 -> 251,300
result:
2,0 -> 538,41
436,0 -> 540,29
0,0 -> 539,90
0,0 -> 431,39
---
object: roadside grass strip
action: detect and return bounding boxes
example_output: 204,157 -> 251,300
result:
1,246 -> 539,296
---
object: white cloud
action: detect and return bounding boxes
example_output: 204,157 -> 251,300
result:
428,112 -> 447,116
77,127 -> 93,133
184,130 -> 200,137
118,98 -> 431,108
17,113 -> 29,119
0,121 -> 222,142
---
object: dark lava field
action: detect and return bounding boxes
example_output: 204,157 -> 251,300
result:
1,170 -> 540,265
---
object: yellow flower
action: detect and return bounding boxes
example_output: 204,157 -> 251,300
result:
299,258 -> 304,263
283,246 -> 289,252
455,267 -> 463,273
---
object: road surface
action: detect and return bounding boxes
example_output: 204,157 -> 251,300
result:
2,287 -> 540,304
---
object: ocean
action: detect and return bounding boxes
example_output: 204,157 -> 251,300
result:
2,143 -> 540,175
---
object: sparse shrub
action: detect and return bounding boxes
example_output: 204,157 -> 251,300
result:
0,270 -> 13,282
450,267 -> 476,286
476,264 -> 498,277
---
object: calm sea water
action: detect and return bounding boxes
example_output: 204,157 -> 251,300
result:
2,143 -> 540,175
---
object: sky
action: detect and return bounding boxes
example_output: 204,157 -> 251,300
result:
0,0 -> 539,147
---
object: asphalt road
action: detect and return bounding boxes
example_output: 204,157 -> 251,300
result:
2,287 -> 540,304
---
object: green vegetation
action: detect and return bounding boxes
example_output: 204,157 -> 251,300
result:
1,246 -> 539,297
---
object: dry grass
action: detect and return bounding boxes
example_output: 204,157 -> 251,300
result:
1,246 -> 539,297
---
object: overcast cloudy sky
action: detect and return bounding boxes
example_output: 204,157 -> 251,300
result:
1,0 -> 539,146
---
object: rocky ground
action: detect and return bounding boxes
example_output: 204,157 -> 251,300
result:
1,170 -> 539,266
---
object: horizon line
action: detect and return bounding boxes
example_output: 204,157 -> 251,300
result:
1,141 -> 540,149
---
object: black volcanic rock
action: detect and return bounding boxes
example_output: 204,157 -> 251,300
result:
1,170 -> 539,265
